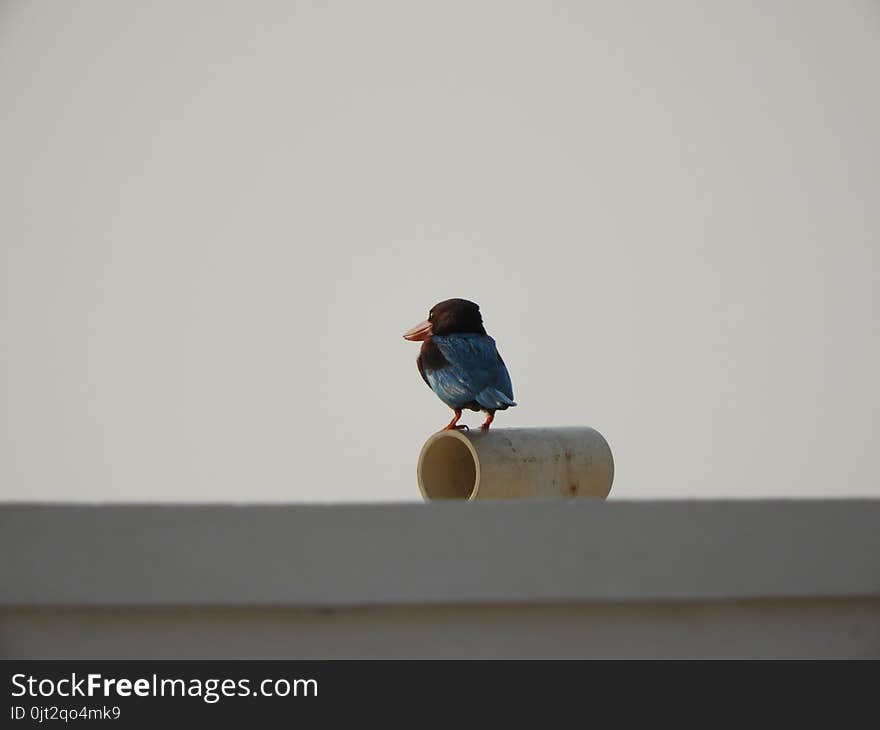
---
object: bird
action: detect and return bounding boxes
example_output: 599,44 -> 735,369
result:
403,298 -> 516,431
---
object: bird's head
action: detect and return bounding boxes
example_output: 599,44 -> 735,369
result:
403,298 -> 486,341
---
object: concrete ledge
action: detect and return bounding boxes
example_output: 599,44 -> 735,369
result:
4,599 -> 880,659
2,500 -> 878,607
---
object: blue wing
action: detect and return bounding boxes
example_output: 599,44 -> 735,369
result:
425,334 -> 517,410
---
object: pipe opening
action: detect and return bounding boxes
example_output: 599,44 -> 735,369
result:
418,432 -> 478,500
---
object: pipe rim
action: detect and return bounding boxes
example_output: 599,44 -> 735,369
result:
417,429 -> 481,501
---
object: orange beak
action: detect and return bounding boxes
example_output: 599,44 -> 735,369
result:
403,319 -> 433,341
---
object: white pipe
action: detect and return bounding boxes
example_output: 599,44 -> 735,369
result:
417,427 -> 614,501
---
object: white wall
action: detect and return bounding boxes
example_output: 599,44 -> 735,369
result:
5,601 -> 880,660
2,501 -> 878,658
2,2 -> 879,501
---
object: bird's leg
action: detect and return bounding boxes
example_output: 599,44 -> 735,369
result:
480,410 -> 495,431
444,409 -> 468,431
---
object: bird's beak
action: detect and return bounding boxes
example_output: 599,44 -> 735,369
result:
403,319 -> 433,341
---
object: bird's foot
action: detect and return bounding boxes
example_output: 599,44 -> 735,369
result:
444,409 -> 467,431
479,423 -> 491,432
444,424 -> 469,431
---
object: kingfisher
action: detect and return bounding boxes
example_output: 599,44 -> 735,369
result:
403,298 -> 516,431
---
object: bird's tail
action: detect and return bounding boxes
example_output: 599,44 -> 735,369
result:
477,387 -> 517,410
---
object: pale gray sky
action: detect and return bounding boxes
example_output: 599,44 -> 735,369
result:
2,1 -> 878,502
